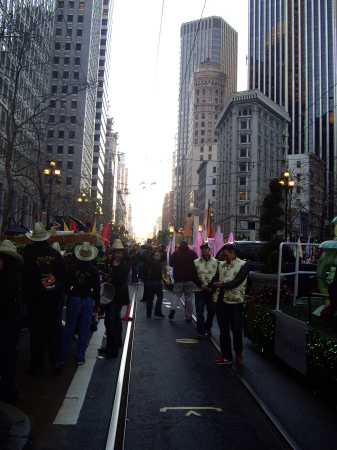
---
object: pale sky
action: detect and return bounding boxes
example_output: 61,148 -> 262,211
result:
109,0 -> 249,241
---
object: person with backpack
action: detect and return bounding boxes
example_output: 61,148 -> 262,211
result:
22,222 -> 66,375
61,242 -> 100,365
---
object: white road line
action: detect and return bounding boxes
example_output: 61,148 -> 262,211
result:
53,320 -> 105,425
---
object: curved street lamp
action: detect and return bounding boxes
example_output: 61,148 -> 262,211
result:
280,171 -> 295,241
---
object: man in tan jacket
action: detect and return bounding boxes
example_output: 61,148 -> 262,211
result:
213,243 -> 249,365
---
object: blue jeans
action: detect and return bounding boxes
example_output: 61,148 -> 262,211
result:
61,296 -> 93,360
195,291 -> 215,334
216,301 -> 243,361
146,280 -> 163,316
104,302 -> 122,354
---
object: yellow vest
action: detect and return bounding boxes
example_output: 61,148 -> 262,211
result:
213,257 -> 247,304
193,257 -> 218,292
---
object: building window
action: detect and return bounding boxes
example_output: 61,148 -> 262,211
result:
69,130 -> 75,140
49,115 -> 55,123
65,43 -> 71,51
68,1 -> 74,8
71,101 -> 77,109
67,161 -> 73,169
68,146 -> 74,154
75,57 -> 80,65
79,1 -> 84,9
212,190 -> 215,197
71,115 -> 76,124
61,100 -> 66,108
213,166 -> 216,173
48,130 -> 54,138
47,145 -> 53,154
63,71 -> 69,79
56,28 -> 62,36
66,29 -> 72,37
208,154 -> 212,160
78,15 -> 83,23
64,56 -> 70,65
57,145 -> 63,154
200,155 -> 204,161
77,29 -> 82,37
58,130 -> 64,138
62,85 -> 68,93
76,43 -> 81,51
66,177 -> 72,186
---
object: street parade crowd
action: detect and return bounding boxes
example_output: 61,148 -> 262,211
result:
0,222 -> 249,407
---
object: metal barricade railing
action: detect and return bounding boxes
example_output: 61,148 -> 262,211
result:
276,242 -> 321,311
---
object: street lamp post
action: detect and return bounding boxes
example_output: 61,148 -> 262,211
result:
280,171 -> 295,241
44,161 -> 61,227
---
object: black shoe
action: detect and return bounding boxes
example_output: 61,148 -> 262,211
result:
168,310 -> 175,320
147,313 -> 151,318
205,328 -> 212,336
140,298 -> 147,302
76,358 -> 85,365
154,313 -> 165,318
98,347 -> 118,357
53,362 -> 62,374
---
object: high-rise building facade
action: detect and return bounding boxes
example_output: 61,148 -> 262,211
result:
215,90 -> 290,240
47,0 -> 102,209
186,60 -> 226,213
248,0 -> 337,222
174,16 -> 238,229
92,0 -> 114,202
0,0 -> 54,232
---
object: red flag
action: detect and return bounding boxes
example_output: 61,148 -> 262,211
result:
70,220 -> 76,231
101,222 -> 110,241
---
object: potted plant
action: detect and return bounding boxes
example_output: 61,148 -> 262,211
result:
249,178 -> 285,291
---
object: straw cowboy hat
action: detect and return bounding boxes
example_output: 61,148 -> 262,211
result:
52,242 -> 66,256
26,222 -> 51,241
0,240 -> 24,267
74,241 -> 98,261
100,282 -> 115,305
109,239 -> 124,252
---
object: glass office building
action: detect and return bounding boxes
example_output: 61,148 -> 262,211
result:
248,0 -> 337,218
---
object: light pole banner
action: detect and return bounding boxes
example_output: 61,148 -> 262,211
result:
274,311 -> 307,375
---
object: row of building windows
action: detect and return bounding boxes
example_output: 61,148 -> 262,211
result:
58,1 -> 85,10
47,129 -> 76,139
197,89 -> 223,96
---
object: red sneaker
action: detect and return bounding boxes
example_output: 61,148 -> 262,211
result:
236,353 -> 243,363
215,356 -> 232,365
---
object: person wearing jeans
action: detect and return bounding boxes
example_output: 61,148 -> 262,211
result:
61,242 -> 100,365
168,241 -> 198,320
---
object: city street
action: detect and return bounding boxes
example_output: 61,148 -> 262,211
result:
5,283 -> 337,449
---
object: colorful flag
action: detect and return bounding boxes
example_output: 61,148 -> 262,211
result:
92,218 -> 96,234
101,222 -> 110,241
69,220 -> 76,231
63,219 -> 69,231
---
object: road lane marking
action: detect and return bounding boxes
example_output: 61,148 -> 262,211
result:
160,407 -> 223,416
176,338 -> 199,344
53,320 -> 105,425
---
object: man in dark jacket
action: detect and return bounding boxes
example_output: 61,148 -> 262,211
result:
168,241 -> 198,320
99,239 -> 130,358
146,250 -> 165,318
22,222 -> 66,375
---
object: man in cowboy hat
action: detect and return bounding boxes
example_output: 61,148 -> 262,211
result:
0,240 -> 24,404
22,222 -> 66,375
99,239 -> 129,357
61,241 -> 100,365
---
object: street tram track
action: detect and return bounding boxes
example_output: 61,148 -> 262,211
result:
106,292 -> 302,450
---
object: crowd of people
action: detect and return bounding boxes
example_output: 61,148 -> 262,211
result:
0,223 -> 248,406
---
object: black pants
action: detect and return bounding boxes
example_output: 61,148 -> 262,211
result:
216,301 -> 243,361
27,295 -> 63,370
195,291 -> 215,334
0,315 -> 20,404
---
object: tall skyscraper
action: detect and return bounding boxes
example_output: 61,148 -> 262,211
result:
48,0 -> 103,207
248,0 -> 337,221
174,16 -> 238,228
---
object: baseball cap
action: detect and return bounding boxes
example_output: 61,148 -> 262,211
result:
200,242 -> 210,249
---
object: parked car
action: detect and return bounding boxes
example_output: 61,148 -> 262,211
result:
216,241 -> 317,297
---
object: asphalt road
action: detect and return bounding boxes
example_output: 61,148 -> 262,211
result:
12,283 -> 337,449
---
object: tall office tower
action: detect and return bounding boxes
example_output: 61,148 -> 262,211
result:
0,0 -> 54,231
186,60 -> 226,213
174,16 -> 238,229
47,0 -> 102,210
92,0 -> 114,204
103,117 -> 118,229
248,0 -> 337,221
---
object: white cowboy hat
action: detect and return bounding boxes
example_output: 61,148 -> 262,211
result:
109,239 -> 124,251
74,241 -> 98,261
100,282 -> 115,305
0,240 -> 24,267
26,222 -> 51,241
52,242 -> 66,256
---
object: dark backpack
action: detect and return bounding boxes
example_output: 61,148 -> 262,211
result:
36,251 -> 60,296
